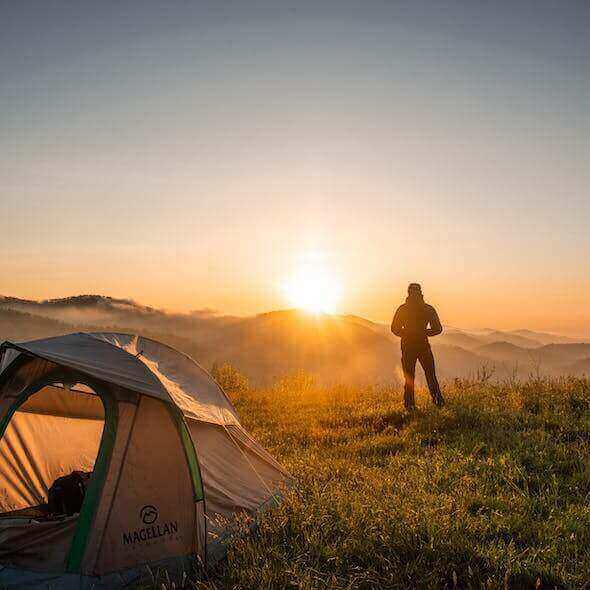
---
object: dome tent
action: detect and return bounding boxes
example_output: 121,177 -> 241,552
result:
0,333 -> 289,589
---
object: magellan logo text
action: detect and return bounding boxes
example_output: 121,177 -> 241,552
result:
122,505 -> 179,546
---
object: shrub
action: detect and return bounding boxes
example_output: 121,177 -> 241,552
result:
210,362 -> 249,393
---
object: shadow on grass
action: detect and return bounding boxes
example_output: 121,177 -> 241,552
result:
408,403 -> 522,451
320,407 -> 418,433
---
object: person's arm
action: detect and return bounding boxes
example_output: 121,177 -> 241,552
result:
426,307 -> 443,337
391,306 -> 405,337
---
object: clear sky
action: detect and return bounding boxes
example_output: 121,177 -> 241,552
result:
1,1 -> 589,334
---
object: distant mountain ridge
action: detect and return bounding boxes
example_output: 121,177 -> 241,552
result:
1,294 -> 589,384
0,294 -> 162,320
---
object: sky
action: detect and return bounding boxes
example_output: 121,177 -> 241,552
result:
1,1 -> 589,334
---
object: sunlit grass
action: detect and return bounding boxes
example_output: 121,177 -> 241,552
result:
162,374 -> 590,589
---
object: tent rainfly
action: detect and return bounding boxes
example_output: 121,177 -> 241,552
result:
0,333 -> 289,589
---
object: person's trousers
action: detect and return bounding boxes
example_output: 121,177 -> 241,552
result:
401,341 -> 444,408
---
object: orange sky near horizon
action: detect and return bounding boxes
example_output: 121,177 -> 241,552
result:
3,246 -> 590,337
2,3 -> 588,336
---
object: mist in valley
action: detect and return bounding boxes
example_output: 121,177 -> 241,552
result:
1,294 -> 589,387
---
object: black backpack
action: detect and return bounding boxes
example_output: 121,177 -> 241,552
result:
47,471 -> 92,516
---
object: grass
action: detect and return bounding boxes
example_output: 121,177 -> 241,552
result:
190,374 -> 590,590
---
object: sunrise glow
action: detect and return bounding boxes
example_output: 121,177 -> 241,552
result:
283,264 -> 342,314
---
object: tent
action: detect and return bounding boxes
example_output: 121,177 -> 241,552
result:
0,333 -> 289,589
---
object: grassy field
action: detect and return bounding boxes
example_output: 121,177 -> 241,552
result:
194,374 -> 590,589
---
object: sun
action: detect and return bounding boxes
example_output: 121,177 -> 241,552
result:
283,265 -> 342,314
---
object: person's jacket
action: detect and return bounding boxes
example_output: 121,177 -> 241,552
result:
391,294 -> 443,345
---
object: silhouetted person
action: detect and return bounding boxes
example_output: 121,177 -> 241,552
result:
391,283 -> 444,409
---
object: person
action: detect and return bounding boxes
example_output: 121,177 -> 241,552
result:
391,283 -> 444,409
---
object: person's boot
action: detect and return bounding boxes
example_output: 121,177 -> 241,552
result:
433,390 -> 445,407
404,388 -> 416,411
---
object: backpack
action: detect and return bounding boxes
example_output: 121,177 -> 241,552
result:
47,471 -> 92,516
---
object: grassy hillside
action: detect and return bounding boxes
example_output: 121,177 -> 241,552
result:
197,376 -> 590,589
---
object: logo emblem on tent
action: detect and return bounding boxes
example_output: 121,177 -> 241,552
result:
140,505 -> 158,525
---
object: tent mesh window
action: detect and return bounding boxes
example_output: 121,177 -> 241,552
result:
0,382 -> 105,570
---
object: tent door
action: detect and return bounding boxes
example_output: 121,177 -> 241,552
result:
0,375 -> 116,574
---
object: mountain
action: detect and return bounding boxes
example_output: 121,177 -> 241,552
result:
476,341 -> 536,363
338,320 -> 576,351
1,294 -> 589,385
0,294 -> 240,341
473,341 -> 590,375
536,343 -> 590,366
480,331 -> 542,349
0,294 -> 151,321
437,329 -> 489,350
510,329 -> 584,346
0,304 -> 400,385
201,309 -> 399,385
430,344 -> 488,377
0,308 -> 73,342
563,357 -> 590,376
